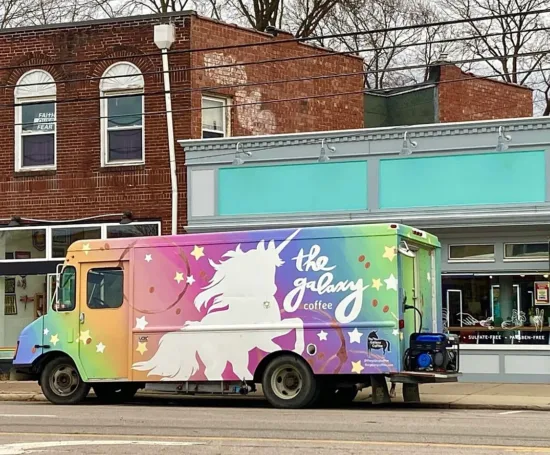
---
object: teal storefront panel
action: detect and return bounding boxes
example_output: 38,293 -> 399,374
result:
218,161 -> 368,215
379,151 -> 546,209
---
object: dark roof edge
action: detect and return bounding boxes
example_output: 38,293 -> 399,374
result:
0,11 -> 196,35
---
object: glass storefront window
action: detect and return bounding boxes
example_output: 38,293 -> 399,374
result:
1,229 -> 47,260
443,274 -> 550,345
448,244 -> 495,261
0,274 -> 47,347
106,224 -> 159,238
51,226 -> 101,259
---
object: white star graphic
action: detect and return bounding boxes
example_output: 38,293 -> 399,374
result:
317,330 -> 328,341
96,342 -> 106,354
43,328 -> 49,336
174,272 -> 184,284
392,329 -> 399,337
348,328 -> 363,344
135,316 -> 148,331
145,254 -> 152,262
384,274 -> 398,291
187,275 -> 195,285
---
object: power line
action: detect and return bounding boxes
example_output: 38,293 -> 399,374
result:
1,7 -> 550,78
9,24 -> 550,92
4,49 -> 547,117
9,62 -> 549,129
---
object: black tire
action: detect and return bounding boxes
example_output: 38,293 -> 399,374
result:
92,383 -> 140,404
262,355 -> 317,409
40,356 -> 90,405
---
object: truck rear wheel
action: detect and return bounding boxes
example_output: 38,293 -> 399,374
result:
93,383 -> 140,404
262,355 -> 317,409
40,356 -> 90,405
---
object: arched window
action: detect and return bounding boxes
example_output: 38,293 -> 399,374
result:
14,70 -> 56,171
100,62 -> 145,165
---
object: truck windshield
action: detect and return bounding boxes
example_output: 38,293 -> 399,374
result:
56,266 -> 76,312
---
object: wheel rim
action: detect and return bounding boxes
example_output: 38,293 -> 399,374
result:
49,364 -> 80,397
271,364 -> 303,400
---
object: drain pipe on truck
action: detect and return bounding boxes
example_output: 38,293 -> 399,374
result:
154,23 -> 178,235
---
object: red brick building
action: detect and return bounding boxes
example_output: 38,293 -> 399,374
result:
364,61 -> 533,127
437,64 -> 533,122
0,12 -> 364,351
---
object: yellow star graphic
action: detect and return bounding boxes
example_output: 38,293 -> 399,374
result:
191,245 -> 204,260
82,243 -> 91,255
50,334 -> 59,346
383,246 -> 397,262
136,341 -> 148,355
372,278 -> 382,291
79,330 -> 91,344
351,360 -> 364,374
174,272 -> 184,284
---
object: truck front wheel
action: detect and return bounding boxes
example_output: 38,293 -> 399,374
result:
262,355 -> 317,409
40,356 -> 90,405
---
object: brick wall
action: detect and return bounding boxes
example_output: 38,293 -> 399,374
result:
437,64 -> 533,123
0,13 -> 364,234
189,16 -> 364,138
0,15 -> 193,235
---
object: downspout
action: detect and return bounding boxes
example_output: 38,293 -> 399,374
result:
154,23 -> 178,235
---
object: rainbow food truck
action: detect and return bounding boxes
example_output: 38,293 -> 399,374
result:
11,223 -> 459,409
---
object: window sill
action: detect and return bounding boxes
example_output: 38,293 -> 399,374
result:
14,169 -> 57,178
101,162 -> 145,172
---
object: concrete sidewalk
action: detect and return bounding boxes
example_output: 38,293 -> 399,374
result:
1,381 -> 549,411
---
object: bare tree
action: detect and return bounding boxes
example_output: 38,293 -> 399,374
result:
444,0 -> 550,85
322,0 -> 426,89
442,0 -> 550,114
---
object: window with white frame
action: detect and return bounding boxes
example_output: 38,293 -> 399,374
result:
448,244 -> 495,262
202,95 -> 230,138
14,70 -> 57,171
0,222 -> 161,262
504,242 -> 549,261
99,62 -> 144,165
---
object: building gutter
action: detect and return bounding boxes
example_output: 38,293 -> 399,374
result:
155,24 -> 178,235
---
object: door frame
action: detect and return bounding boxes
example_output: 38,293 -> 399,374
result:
446,289 -> 463,327
78,260 -> 130,381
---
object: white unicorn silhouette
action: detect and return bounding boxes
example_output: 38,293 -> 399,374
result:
132,229 -> 306,381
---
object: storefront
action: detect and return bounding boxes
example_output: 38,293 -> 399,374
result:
0,220 -> 160,360
179,115 -> 550,383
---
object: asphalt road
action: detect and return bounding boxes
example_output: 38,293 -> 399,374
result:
0,395 -> 549,454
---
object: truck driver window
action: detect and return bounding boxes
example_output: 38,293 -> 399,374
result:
55,266 -> 76,312
87,267 -> 123,309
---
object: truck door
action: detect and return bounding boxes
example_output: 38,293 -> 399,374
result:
78,261 -> 129,380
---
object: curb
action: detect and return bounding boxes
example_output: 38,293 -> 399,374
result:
0,392 -> 548,411
0,393 -> 46,402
